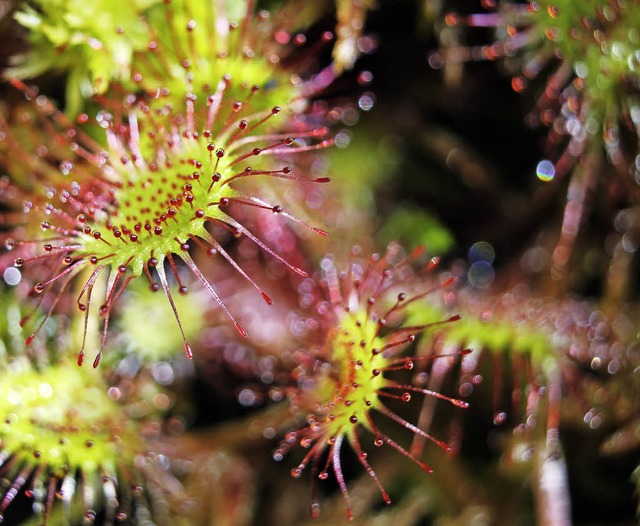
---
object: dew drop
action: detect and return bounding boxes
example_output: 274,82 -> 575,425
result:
511,76 -> 527,92
238,388 -> 256,407
108,387 -> 122,401
469,241 -> 495,264
493,411 -> 507,425
536,159 -> 556,182
184,342 -> 193,359
358,70 -> 373,85
318,471 -> 329,480
468,261 -> 495,289
357,92 -> 375,114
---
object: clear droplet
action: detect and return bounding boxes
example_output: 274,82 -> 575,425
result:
493,411 -> 507,425
536,159 -> 556,182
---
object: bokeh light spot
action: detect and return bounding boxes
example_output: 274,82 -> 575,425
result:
536,159 -> 556,181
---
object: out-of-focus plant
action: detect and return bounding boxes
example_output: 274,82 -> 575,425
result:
0,287 -> 190,524
432,1 -> 640,284
402,279 -> 640,524
7,0 -> 306,114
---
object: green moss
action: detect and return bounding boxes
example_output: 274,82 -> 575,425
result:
376,207 -> 454,256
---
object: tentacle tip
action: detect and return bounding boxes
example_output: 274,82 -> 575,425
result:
235,323 -> 248,338
77,351 -> 84,367
293,267 -> 308,277
442,276 -> 457,287
8,78 -> 26,91
312,227 -> 329,237
261,291 -> 273,305
92,353 -> 102,368
25,333 -> 35,346
184,342 -> 193,359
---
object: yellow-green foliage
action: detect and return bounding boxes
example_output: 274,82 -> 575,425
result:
0,359 -> 137,477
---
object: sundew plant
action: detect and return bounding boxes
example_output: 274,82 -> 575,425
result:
0,0 -> 638,525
